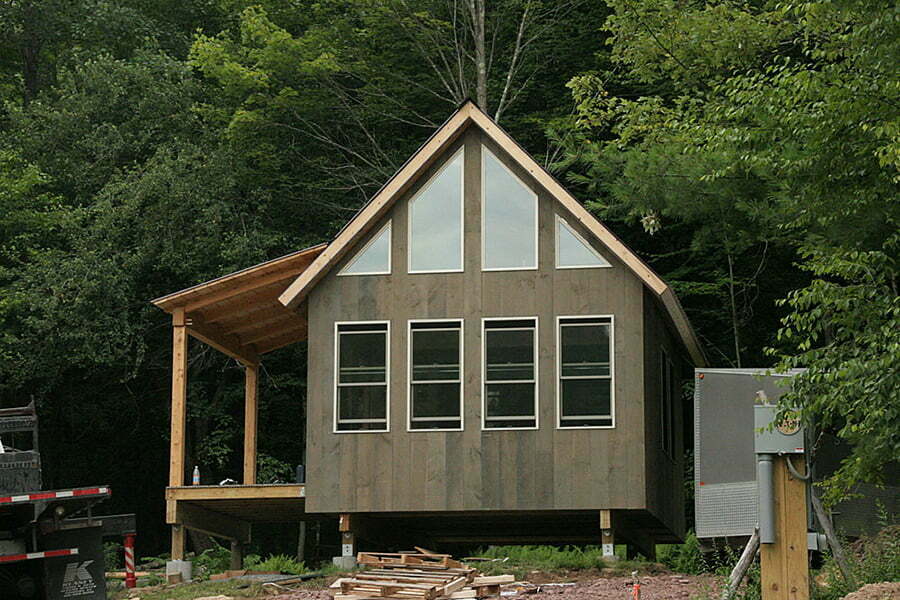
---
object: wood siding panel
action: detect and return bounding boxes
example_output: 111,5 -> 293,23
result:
305,129 -> 649,514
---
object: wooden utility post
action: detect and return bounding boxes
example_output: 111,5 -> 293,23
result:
760,456 -> 809,600
243,363 -> 259,484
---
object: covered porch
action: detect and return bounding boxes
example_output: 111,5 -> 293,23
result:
152,244 -> 325,564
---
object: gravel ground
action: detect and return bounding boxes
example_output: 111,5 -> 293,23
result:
263,574 -> 720,600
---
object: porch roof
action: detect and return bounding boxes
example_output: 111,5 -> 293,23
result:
151,243 -> 326,364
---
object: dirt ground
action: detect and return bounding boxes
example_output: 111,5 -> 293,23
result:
262,574 -> 720,600
840,583 -> 900,600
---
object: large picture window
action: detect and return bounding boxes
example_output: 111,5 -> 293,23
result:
409,320 -> 463,430
558,317 -> 613,428
482,148 -> 537,271
335,322 -> 389,432
483,318 -> 537,429
408,149 -> 463,273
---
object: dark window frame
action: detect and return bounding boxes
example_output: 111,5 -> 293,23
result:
557,316 -> 615,429
482,317 -> 538,430
334,321 -> 390,433
408,319 -> 464,431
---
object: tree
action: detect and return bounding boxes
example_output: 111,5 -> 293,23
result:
559,0 -> 899,500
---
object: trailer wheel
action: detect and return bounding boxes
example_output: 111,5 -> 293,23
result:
0,565 -> 39,599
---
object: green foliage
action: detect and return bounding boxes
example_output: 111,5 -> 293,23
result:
814,526 -> 900,600
245,553 -> 308,574
103,541 -> 123,570
193,544 -> 232,579
118,579 -> 262,600
658,532 -> 708,575
474,545 -> 607,572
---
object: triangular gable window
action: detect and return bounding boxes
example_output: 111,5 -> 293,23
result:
482,147 -> 537,270
339,222 -> 391,276
409,149 -> 464,273
556,216 -> 610,269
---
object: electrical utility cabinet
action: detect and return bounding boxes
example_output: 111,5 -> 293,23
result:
694,368 -> 899,547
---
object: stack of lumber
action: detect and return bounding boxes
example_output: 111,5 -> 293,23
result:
330,551 -> 514,600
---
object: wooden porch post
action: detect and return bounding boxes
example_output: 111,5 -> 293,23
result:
243,363 -> 259,485
600,510 -> 616,560
169,307 -> 189,560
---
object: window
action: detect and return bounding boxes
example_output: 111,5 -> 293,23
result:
409,321 -> 463,430
409,150 -> 463,273
483,318 -> 537,429
335,322 -> 389,432
558,317 -> 613,428
556,216 -> 610,269
482,148 -> 537,270
339,221 -> 391,276
660,349 -> 675,457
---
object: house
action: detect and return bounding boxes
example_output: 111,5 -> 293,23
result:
152,101 -> 706,567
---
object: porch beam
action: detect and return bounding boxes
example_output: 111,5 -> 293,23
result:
174,501 -> 251,543
187,319 -> 258,366
243,363 -> 259,485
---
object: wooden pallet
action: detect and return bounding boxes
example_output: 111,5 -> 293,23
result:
358,552 -> 464,570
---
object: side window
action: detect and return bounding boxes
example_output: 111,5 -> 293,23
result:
409,321 -> 463,430
660,349 -> 674,457
339,221 -> 391,276
408,149 -> 463,273
335,322 -> 389,432
556,216 -> 610,269
482,148 -> 537,271
558,317 -> 614,428
483,318 -> 537,429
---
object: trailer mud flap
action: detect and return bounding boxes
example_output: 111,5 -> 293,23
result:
42,525 -> 106,600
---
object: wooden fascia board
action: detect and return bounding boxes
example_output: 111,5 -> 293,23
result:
659,288 -> 707,366
166,484 -> 305,501
152,244 -> 326,312
278,107 -> 474,309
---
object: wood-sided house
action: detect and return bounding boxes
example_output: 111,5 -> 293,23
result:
153,101 -> 706,565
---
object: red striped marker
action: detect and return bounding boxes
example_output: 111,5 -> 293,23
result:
0,487 -> 110,505
124,533 -> 137,589
0,548 -> 78,563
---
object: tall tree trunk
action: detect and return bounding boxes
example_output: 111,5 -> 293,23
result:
469,0 -> 488,111
726,252 -> 742,367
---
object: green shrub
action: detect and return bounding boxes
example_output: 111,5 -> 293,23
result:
245,553 -> 308,574
103,541 -> 123,570
814,525 -> 900,600
659,532 -> 708,574
193,544 -> 232,579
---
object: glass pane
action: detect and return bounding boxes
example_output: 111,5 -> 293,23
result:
412,329 -> 459,381
485,382 -> 534,417
339,331 -> 386,383
486,328 -> 534,381
338,385 -> 387,420
561,379 -> 611,417
561,324 -> 610,377
483,149 -> 536,269
411,383 -> 460,418
409,152 -> 463,272
341,223 -> 391,275
557,218 -> 608,267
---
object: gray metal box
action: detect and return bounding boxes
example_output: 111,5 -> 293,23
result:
754,404 -> 804,454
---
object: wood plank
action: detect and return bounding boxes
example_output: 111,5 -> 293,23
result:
760,457 -> 809,600
471,575 -> 514,585
243,363 -> 259,484
169,308 -> 188,488
165,484 -> 304,501
240,321 -> 307,346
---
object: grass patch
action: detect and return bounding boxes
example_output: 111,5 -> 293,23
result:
113,580 -> 262,600
245,553 -> 308,575
472,545 -> 608,574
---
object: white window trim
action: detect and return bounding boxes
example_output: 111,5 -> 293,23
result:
333,320 -> 391,434
407,147 -> 465,274
338,221 -> 392,277
555,215 -> 611,270
555,315 -> 616,430
481,316 -> 539,431
481,146 -> 539,272
407,318 -> 465,432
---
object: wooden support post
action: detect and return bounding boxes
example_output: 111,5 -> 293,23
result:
600,510 -> 616,560
171,524 -> 186,561
243,363 -> 259,485
230,539 -> 244,570
760,456 -> 809,600
169,308 -> 188,488
340,513 -> 356,558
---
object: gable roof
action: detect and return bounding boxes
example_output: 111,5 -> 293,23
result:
278,101 -> 706,365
